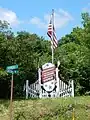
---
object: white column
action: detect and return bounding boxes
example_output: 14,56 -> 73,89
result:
71,80 -> 74,97
38,68 -> 42,98
26,80 -> 29,99
56,67 -> 60,97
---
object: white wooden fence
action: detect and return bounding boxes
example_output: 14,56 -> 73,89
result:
25,79 -> 74,99
25,69 -> 74,99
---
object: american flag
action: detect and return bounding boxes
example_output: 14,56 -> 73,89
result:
47,14 -> 58,49
41,66 -> 55,83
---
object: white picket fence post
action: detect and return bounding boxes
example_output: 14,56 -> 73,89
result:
26,80 -> 29,99
56,67 -> 60,97
38,68 -> 42,98
71,80 -> 74,97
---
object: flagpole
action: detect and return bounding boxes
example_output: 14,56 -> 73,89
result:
52,9 -> 54,64
51,40 -> 54,64
47,9 -> 57,63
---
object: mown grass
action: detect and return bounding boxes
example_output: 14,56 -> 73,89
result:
0,96 -> 90,120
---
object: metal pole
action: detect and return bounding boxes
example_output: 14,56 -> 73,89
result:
10,73 -> 13,120
52,9 -> 54,63
72,108 -> 75,120
51,45 -> 54,63
52,9 -> 54,64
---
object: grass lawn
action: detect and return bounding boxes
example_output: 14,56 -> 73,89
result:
0,96 -> 90,120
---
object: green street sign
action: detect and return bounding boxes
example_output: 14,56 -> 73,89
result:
6,65 -> 18,74
14,70 -> 18,74
6,65 -> 18,70
7,69 -> 18,74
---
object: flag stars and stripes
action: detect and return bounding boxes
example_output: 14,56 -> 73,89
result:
47,13 -> 58,49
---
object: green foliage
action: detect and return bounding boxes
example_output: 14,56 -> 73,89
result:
0,68 -> 7,76
0,23 -> 51,98
0,12 -> 90,98
0,97 -> 90,120
81,12 -> 90,27
57,12 -> 90,95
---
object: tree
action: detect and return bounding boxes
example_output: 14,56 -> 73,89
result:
57,13 -> 90,95
0,20 -> 14,40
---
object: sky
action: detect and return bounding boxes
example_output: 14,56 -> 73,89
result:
0,0 -> 90,39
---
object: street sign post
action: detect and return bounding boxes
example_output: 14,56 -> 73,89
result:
10,73 -> 13,120
6,64 -> 18,120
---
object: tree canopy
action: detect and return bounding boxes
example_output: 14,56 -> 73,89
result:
0,12 -> 90,98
